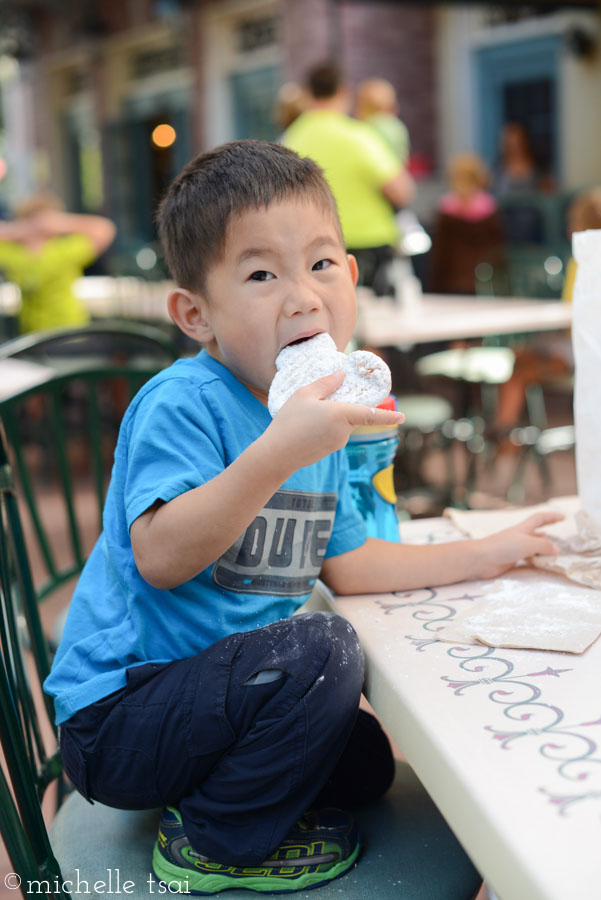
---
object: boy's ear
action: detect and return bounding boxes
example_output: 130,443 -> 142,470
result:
347,253 -> 359,287
167,288 -> 214,343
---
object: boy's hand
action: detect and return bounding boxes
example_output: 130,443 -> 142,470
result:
475,511 -> 564,579
265,371 -> 404,472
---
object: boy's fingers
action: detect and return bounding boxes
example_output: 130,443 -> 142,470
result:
522,511 -> 565,530
349,405 -> 405,427
304,370 -> 346,399
301,374 -> 405,422
531,536 -> 560,557
296,374 -> 405,424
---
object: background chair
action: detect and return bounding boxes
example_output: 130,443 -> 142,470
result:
471,190 -> 573,301
0,428 -> 483,899
393,392 -> 455,517
0,322 -> 179,628
0,319 -> 179,368
414,347 -> 516,506
502,373 -> 575,503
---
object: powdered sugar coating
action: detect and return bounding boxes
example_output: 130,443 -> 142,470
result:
268,333 -> 391,416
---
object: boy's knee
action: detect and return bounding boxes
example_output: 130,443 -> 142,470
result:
234,612 -> 364,700
294,612 -> 364,677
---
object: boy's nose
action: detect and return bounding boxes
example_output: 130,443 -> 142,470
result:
286,283 -> 322,315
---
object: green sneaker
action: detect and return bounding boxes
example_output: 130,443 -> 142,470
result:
152,805 -> 361,894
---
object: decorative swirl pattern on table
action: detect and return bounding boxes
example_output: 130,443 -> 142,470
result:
376,587 -> 484,650
375,585 -> 601,818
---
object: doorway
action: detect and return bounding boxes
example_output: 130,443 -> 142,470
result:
475,35 -> 561,179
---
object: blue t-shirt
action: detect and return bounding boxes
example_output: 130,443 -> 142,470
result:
44,351 -> 367,724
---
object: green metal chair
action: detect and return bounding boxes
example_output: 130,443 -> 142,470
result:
1,424 -> 65,897
393,392 -> 456,517
0,319 -> 180,366
0,427 -> 483,899
415,347 -> 517,506
0,322 -> 179,610
503,373 -> 575,504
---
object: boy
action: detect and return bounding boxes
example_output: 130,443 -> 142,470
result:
45,141 -> 561,895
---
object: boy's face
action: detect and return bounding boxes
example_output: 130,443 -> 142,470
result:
199,199 -> 358,405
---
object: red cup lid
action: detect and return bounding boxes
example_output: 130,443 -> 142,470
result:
377,395 -> 396,411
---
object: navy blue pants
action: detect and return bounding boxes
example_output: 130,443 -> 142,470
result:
60,612 -> 395,865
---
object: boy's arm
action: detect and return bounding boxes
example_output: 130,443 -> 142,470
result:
131,372 -> 403,590
320,512 -> 563,595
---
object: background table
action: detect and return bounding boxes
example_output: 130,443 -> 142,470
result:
313,514 -> 601,900
355,291 -> 572,346
1,281 -> 573,341
0,278 -> 176,326
0,358 -> 55,401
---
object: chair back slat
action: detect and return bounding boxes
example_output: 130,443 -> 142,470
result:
6,461 -> 55,722
0,457 -> 54,772
1,405 -> 59,583
0,440 -> 65,895
0,323 -> 179,607
0,323 -> 180,898
0,654 -> 50,860
86,380 -> 106,533
0,585 -> 44,783
49,387 -> 84,571
0,717 -> 65,899
0,768 -> 55,896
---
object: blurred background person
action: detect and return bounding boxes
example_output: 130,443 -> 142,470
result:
493,120 -> 556,246
561,187 -> 601,302
0,192 -> 115,334
274,81 -> 309,135
428,152 -> 504,295
283,60 -> 414,296
494,120 -> 554,195
355,77 -> 410,166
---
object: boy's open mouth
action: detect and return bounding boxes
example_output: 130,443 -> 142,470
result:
284,331 -> 324,349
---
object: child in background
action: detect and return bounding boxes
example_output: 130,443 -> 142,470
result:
428,153 -> 505,295
0,192 -> 115,333
45,140 -> 561,895
274,81 -> 308,134
438,154 -> 498,222
355,78 -> 410,165
562,187 -> 601,301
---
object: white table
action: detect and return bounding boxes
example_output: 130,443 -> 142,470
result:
73,277 -> 175,322
313,515 -> 601,900
0,358 -> 54,401
0,281 -> 573,341
0,278 -> 176,324
355,291 -> 572,346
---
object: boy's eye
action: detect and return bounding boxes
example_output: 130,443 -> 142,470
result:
312,259 -> 332,271
249,270 -> 274,282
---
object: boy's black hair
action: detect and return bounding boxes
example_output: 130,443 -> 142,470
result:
156,140 -> 341,293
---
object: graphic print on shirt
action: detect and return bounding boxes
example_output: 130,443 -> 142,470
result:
213,490 -> 336,595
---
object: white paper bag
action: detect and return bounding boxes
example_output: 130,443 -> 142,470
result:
572,230 -> 601,533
